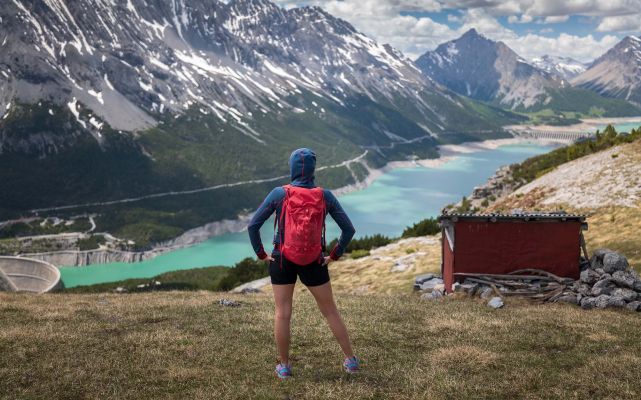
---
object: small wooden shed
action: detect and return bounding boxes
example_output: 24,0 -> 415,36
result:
439,213 -> 587,293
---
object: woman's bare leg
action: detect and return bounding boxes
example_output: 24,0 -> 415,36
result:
307,281 -> 354,358
272,283 -> 296,364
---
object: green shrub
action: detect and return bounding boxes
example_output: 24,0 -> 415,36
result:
327,234 -> 393,253
217,258 -> 268,291
402,217 -> 440,238
77,235 -> 106,251
350,249 -> 370,259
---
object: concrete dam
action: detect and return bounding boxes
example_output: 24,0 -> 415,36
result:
0,256 -> 62,293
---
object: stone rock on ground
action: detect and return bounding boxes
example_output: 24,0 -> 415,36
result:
603,252 -> 629,273
590,279 -> 615,296
414,274 -> 435,285
612,288 -> 638,302
580,269 -> 600,285
421,290 -> 444,301
487,297 -> 504,309
419,278 -> 444,292
557,294 -> 579,305
218,299 -> 241,307
611,271 -> 637,289
582,294 -> 626,309
626,301 -> 641,311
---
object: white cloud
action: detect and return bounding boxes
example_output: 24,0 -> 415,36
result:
542,15 -> 569,24
523,0 -> 640,18
597,14 -> 641,32
271,0 -> 629,62
504,33 -> 620,62
507,14 -> 534,23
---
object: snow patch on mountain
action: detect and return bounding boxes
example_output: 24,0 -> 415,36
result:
531,55 -> 587,80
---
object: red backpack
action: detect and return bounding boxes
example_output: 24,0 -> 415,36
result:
277,184 -> 326,265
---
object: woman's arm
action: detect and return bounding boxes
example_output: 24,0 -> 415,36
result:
248,187 -> 285,260
324,190 -> 356,261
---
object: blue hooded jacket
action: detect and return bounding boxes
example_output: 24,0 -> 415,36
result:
247,148 -> 356,261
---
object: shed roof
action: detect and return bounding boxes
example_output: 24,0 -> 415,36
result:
439,212 -> 586,223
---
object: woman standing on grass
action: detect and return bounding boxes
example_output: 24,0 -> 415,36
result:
247,148 -> 360,379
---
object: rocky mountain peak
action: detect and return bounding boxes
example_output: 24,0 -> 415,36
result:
415,29 -> 560,109
572,35 -> 641,104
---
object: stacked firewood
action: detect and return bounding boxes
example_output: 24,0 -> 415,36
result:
454,269 -> 576,303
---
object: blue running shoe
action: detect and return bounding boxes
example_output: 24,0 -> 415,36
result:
275,363 -> 292,379
343,356 -> 360,374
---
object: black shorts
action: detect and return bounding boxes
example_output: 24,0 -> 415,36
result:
269,254 -> 330,287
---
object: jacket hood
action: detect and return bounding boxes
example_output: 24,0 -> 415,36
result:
289,148 -> 316,187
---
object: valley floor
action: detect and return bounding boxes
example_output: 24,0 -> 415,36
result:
2,291 -> 641,399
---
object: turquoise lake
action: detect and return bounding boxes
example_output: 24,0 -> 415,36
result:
60,141 -> 556,287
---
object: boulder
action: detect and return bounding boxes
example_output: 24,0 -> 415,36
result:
611,288 -> 637,302
415,274 -> 435,285
421,290 -> 443,301
593,295 -> 612,309
593,248 -> 614,259
580,269 -> 600,285
556,295 -> 579,305
602,252 -> 629,273
487,297 -> 504,309
635,282 -> 641,292
580,296 -> 598,309
578,283 -> 591,296
455,282 -> 479,294
581,295 -> 625,309
606,295 -> 627,308
590,279 -> 615,296
611,271 -> 637,289
626,301 -> 641,312
419,278 -> 444,292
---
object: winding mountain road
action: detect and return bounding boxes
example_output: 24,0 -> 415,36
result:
28,151 -> 369,214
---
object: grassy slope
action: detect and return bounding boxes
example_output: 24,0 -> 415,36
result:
2,291 -> 641,399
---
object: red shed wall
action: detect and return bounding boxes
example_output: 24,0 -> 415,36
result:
442,232 -> 455,292
453,220 -> 581,281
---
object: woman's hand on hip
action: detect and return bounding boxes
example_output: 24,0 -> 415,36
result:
322,256 -> 333,266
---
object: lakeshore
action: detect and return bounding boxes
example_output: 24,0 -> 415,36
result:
30,137 -> 561,269
58,139 -> 558,287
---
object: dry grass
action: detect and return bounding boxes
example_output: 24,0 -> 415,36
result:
581,206 -> 641,269
261,237 -> 442,296
2,291 -> 641,399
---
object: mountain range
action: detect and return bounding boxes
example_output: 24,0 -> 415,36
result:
414,29 -> 641,115
1,0 -> 641,249
0,0 -> 517,248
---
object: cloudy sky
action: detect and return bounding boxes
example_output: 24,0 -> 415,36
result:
273,0 -> 641,63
